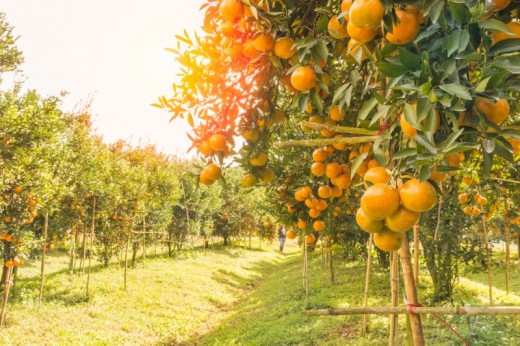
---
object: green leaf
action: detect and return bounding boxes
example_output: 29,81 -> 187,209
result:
393,148 -> 417,160
376,62 -> 409,78
447,29 -> 461,57
440,129 -> 464,151
414,134 -> 438,153
448,1 -> 471,24
404,103 -> 420,128
357,98 -> 378,121
493,57 -> 520,74
482,150 -> 493,176
350,153 -> 368,179
495,137 -> 514,163
458,30 -> 470,53
428,0 -> 444,24
398,47 -> 421,71
479,19 -> 515,34
419,165 -> 433,182
438,83 -> 472,100
310,89 -> 323,115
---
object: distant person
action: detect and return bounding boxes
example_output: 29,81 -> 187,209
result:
278,224 -> 286,252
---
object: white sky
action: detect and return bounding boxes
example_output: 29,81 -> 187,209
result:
1,0 -> 205,157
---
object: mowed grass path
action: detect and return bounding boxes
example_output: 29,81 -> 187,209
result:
1,240 -> 520,345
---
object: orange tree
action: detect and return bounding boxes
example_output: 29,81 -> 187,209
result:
162,1 -> 520,326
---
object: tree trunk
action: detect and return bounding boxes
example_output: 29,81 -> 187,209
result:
168,230 -> 173,257
124,233 -> 130,290
400,232 -> 425,346
223,235 -> 229,246
389,252 -> 399,346
482,216 -> 493,305
38,212 -> 49,304
81,223 -> 87,274
329,248 -> 335,285
142,216 -> 146,260
413,224 -> 420,286
362,234 -> 373,335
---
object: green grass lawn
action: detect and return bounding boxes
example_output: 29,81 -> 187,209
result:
1,240 -> 519,345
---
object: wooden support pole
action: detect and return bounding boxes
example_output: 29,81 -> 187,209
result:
0,266 -> 14,328
389,251 -> 399,345
38,211 -> 49,305
400,232 -> 424,346
413,224 -> 420,286
303,241 -> 309,299
505,222 -> 510,295
275,135 -> 379,149
482,216 -> 493,305
362,234 -> 373,335
86,196 -> 96,297
299,122 -> 377,135
302,306 -> 520,316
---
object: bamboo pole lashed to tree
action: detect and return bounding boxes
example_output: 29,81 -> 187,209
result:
362,234 -> 373,335
275,135 -> 380,149
38,211 -> 49,305
302,306 -> 520,316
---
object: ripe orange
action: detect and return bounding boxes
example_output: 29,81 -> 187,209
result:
399,178 -> 437,212
309,208 -> 320,219
356,208 -> 384,233
477,196 -> 488,206
367,159 -> 381,169
346,39 -> 372,61
305,234 -> 316,244
5,260 -> 13,268
320,119 -> 336,138
274,37 -> 296,59
471,207 -> 482,217
12,258 -> 24,267
220,21 -> 236,37
241,128 -> 261,142
249,152 -> 268,166
360,183 -> 400,220
385,207 -> 421,233
462,176 -> 474,185
474,97 -> 510,124
492,0 -> 512,11
329,105 -> 345,122
331,186 -> 343,198
198,140 -> 213,157
312,148 -> 328,162
458,193 -> 469,203
430,167 -> 447,182
200,163 -> 221,185
326,162 -> 342,179
364,167 -> 391,187
4,216 -> 11,223
305,197 -> 319,209
318,185 -> 333,199
316,199 -> 328,211
297,219 -> 307,229
219,0 -> 244,21
386,10 -> 420,45
291,66 -> 317,92
286,230 -> 297,239
313,220 -> 325,232
373,228 -> 404,252
349,0 -> 384,29
258,167 -> 275,182
208,134 -> 228,152
400,115 -> 417,138
295,186 -> 312,201
13,185 -> 23,194
311,161 -> 326,176
334,174 -> 352,189
242,39 -> 260,58
347,21 -> 378,43
328,15 -> 349,39
253,33 -> 275,52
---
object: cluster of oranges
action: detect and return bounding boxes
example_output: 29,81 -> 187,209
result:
356,172 -> 438,253
458,176 -> 489,218
2,187 -> 41,226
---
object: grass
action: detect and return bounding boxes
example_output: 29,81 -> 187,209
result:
1,240 -> 519,345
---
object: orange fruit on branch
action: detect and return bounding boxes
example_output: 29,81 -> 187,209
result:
360,183 -> 400,220
249,152 -> 268,166
312,148 -> 329,162
305,234 -> 316,244
399,178 -> 437,212
491,22 -> 520,44
253,32 -> 275,52
373,228 -> 404,252
274,37 -> 296,59
341,0 -> 352,15
385,207 -> 421,233
286,230 -> 297,239
219,0 -> 244,21
356,208 -> 384,233
311,161 -> 326,176
350,0 -> 384,29
313,220 -> 325,232
347,21 -> 378,43
386,10 -> 420,46
328,15 -> 349,39
291,66 -> 317,92
329,105 -> 345,122
318,185 -> 333,199
208,134 -> 228,152
363,167 -> 391,187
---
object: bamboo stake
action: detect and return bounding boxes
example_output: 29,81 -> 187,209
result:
302,306 -> 520,316
80,222 -> 87,274
413,225 -> 420,286
389,252 -> 399,345
275,135 -> 379,149
86,196 -> 96,297
505,222 -> 510,295
142,216 -> 146,260
482,216 -> 493,305
400,232 -> 425,346
0,266 -> 14,328
363,234 -> 373,335
38,212 -> 49,305
488,177 -> 520,184
124,231 -> 130,290
300,121 -> 378,135
303,241 -> 309,299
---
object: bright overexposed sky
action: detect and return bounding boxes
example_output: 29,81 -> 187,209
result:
1,0 -> 205,157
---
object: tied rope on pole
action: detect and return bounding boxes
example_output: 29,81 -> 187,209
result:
404,298 -> 469,346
